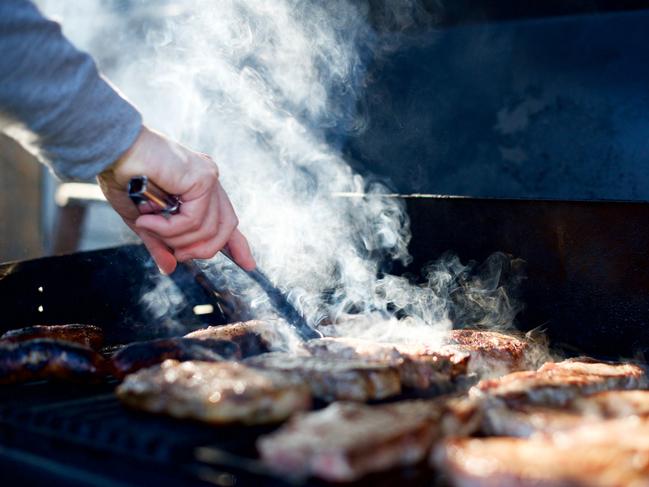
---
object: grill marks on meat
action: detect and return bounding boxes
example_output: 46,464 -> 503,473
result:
573,390 -> 649,418
481,404 -> 596,438
185,320 -> 273,357
0,339 -> 107,384
116,360 -> 311,425
540,357 -> 646,380
306,337 -> 402,362
444,329 -> 533,377
245,352 -> 401,402
434,418 -> 649,487
111,338 -> 240,379
306,337 -> 468,390
391,342 -> 470,381
258,400 -> 442,482
1,324 -> 104,350
482,389 -> 649,438
473,358 -> 646,407
472,359 -> 648,438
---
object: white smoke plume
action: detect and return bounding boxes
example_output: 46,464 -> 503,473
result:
36,1 -> 523,343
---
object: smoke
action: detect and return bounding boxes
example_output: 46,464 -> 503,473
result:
36,1 -> 523,341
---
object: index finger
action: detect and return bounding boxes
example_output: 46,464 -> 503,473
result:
226,229 -> 256,271
134,195 -> 212,238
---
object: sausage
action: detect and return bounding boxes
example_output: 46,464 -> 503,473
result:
1,324 -> 104,350
0,338 -> 107,385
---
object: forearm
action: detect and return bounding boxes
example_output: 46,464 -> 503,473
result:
0,0 -> 142,181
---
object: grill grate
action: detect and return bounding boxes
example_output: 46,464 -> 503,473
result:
0,382 -> 293,486
0,380 -> 454,486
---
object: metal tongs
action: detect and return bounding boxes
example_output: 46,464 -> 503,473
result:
128,175 -> 321,340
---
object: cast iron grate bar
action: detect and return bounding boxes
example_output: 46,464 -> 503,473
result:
0,379 -> 463,486
1,390 -> 264,459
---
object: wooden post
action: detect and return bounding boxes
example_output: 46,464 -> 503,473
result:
0,133 -> 43,262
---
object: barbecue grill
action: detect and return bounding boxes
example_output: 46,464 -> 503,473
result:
2,195 -> 649,486
5,0 -> 649,484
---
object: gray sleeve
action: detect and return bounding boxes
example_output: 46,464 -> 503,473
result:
0,0 -> 142,181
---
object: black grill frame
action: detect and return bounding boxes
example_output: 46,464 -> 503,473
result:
3,196 -> 649,485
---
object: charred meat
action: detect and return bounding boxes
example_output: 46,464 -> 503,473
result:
539,357 -> 646,382
472,358 -> 646,407
434,417 -> 649,487
117,360 -> 311,425
390,342 -> 470,381
443,329 -> 535,377
482,389 -> 649,438
245,352 -> 401,401
184,320 -> 279,357
111,337 -> 240,379
0,339 -> 107,384
258,400 -> 441,482
573,389 -> 649,418
481,404 -> 594,438
306,337 -> 467,389
1,324 -> 104,350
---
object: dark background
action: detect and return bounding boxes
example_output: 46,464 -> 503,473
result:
345,1 -> 649,200
5,2 -> 649,358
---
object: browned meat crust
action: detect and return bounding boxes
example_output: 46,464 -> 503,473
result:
391,342 -> 471,380
482,389 -> 649,438
0,338 -> 107,384
434,418 -> 649,487
185,320 -> 271,341
245,352 -> 401,401
110,338 -> 240,379
444,329 -> 534,377
305,337 -> 468,389
185,320 -> 296,357
258,400 -> 442,482
573,389 -> 649,418
305,337 -> 402,362
481,404 -> 593,438
116,360 -> 311,425
1,324 -> 104,350
472,359 -> 646,407
439,396 -> 485,438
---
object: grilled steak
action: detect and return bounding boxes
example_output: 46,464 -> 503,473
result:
245,352 -> 401,401
394,343 -> 471,382
306,337 -> 467,390
443,329 -> 535,377
258,400 -> 441,482
573,389 -> 649,417
472,358 -> 646,407
539,357 -> 646,381
111,337 -> 240,379
482,404 -> 593,437
483,389 -> 649,438
1,324 -> 104,350
434,418 -> 649,487
0,339 -> 107,384
116,360 -> 311,425
185,319 -> 302,357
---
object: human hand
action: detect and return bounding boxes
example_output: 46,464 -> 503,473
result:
97,126 -> 256,275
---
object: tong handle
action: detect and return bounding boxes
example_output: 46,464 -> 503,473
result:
127,175 -> 322,340
128,176 -> 181,216
127,175 -> 237,263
